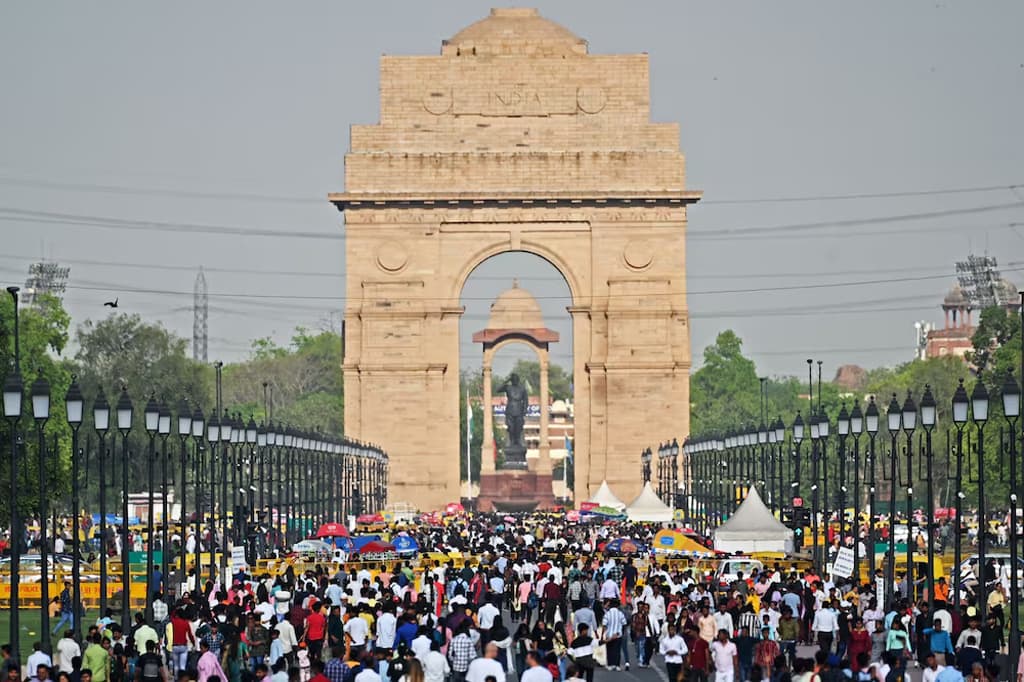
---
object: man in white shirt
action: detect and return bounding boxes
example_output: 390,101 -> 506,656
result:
519,651 -> 552,682
26,643 -> 52,676
710,630 -> 738,682
411,631 -> 433,663
325,580 -> 344,607
713,603 -> 735,636
811,601 -> 839,653
422,641 -> 450,682
660,623 -> 689,682
465,643 -> 505,682
55,631 -> 80,674
478,600 -> 499,632
376,609 -> 397,651
344,612 -> 369,652
274,615 -> 297,658
599,577 -> 620,601
922,652 -> 945,682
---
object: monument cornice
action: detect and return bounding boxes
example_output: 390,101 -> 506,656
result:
329,190 -> 702,210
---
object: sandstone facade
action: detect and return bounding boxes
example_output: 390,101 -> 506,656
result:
331,8 -> 699,511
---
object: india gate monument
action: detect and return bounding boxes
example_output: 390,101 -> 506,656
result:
330,8 -> 700,511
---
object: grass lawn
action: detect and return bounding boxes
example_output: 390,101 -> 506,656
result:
0,609 -> 93,664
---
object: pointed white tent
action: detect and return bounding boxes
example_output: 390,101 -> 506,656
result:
626,482 -> 674,523
589,480 -> 626,510
713,487 -> 794,553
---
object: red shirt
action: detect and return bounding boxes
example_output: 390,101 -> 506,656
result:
690,637 -> 710,670
310,674 -> 329,682
306,611 -> 326,641
171,616 -> 195,646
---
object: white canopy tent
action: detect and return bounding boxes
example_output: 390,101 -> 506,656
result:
713,487 -> 794,554
589,480 -> 626,511
626,482 -> 674,523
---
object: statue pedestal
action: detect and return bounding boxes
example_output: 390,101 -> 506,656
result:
478,469 -> 555,512
502,444 -> 528,471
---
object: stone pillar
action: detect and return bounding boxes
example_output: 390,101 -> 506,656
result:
538,350 -> 553,476
481,357 -> 495,475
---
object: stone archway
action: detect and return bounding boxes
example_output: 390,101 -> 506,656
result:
330,8 -> 700,511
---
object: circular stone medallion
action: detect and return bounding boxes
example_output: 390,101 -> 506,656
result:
623,240 -> 654,270
576,86 -> 607,114
376,242 -> 408,273
422,88 -> 452,115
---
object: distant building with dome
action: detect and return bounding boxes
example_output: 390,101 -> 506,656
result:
924,279 -> 1021,360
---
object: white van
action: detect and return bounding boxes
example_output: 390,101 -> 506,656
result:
714,558 -> 764,591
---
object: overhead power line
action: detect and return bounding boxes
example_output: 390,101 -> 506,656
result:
43,265 -> 1024,302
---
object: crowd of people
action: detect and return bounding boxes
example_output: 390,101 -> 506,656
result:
2,513 -> 1022,682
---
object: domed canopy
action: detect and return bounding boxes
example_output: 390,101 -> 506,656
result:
488,279 -> 545,329
473,280 -> 559,346
943,284 -> 967,308
442,8 -> 588,57
997,278 -> 1020,305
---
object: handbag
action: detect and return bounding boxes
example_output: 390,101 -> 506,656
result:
593,643 -> 607,667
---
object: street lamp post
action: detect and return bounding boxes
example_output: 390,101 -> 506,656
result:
641,448 -> 652,484
819,412 -> 831,564
176,401 -> 193,581
115,385 -> 133,631
1002,370 -> 1021,669
219,410 -> 231,581
773,418 -> 785,516
951,380 -> 969,613
64,378 -> 84,639
31,372 -> 52,647
866,397 -> 879,584
886,393 -> 901,606
205,413 -> 220,578
920,385 -> 937,612
810,411 -> 822,572
93,390 -> 110,614
901,390 -> 917,602
189,406 -> 204,578
837,405 -> 850,574
671,438 -> 680,510
971,379 -> 990,621
143,395 -> 159,621
157,401 -> 171,596
850,402 -> 864,582
3,366 -> 23,659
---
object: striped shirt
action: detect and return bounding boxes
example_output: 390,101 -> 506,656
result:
602,607 -> 627,639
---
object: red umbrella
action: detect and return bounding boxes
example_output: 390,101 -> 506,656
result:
315,522 -> 349,538
358,540 -> 395,554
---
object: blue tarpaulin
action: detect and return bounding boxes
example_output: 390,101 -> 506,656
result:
90,514 -> 141,525
351,535 -> 382,552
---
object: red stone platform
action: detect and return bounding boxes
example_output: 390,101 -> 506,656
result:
477,470 -> 555,512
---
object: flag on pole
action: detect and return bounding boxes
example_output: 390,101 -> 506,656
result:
565,435 -> 573,463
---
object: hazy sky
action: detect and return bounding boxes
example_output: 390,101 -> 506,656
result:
2,1 -> 1022,379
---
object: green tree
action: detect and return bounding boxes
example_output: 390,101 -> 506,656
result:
690,330 -> 761,433
0,293 -> 74,521
222,328 -> 344,434
72,313 -> 211,507
497,359 -> 572,402
969,305 -> 1021,384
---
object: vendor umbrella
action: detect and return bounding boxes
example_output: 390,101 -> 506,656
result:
358,540 -> 396,554
315,522 -> 349,538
